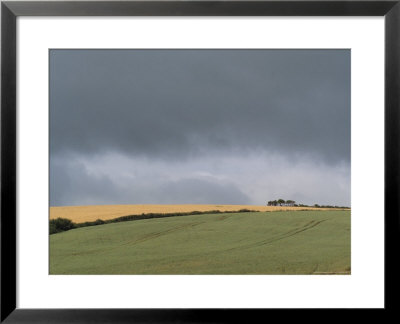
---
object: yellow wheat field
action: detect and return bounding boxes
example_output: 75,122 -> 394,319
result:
49,204 -> 347,223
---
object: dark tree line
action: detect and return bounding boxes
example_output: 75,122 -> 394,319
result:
49,209 -> 260,235
266,200 -> 349,209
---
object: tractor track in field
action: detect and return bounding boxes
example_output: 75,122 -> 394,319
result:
222,219 -> 328,253
66,218 -> 327,257
159,218 -> 329,260
120,221 -> 206,246
66,221 -> 207,256
121,218 -> 328,255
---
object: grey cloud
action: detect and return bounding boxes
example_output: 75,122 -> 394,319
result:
155,178 -> 251,205
50,154 -> 251,206
50,158 -> 127,206
50,49 -> 350,163
50,49 -> 351,207
50,152 -> 349,207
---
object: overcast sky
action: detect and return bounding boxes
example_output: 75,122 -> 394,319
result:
50,49 -> 350,207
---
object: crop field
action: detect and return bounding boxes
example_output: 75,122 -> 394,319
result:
50,210 -> 350,274
50,204 -> 347,223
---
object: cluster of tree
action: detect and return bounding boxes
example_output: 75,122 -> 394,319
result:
267,199 -> 296,206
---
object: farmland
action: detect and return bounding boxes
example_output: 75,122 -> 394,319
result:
50,204 -> 347,223
50,210 -> 350,274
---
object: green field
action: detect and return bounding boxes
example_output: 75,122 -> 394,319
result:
50,210 -> 350,274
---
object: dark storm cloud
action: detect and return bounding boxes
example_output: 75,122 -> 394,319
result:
50,49 -> 351,207
50,49 -> 350,163
50,158 -> 120,206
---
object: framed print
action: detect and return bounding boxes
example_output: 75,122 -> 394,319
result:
1,0 -> 399,322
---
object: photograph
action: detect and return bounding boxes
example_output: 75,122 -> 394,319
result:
49,49 -> 351,275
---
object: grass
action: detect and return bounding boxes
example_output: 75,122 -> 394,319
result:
49,210 -> 350,275
50,204 -> 349,223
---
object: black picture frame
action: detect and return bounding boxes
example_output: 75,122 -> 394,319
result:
1,0 -> 399,322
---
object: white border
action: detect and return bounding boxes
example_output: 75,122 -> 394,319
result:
17,17 -> 384,308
